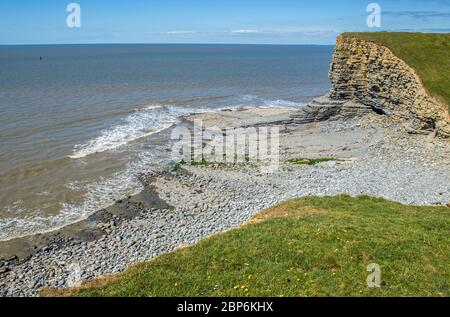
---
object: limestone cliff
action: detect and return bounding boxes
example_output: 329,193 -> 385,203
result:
329,35 -> 449,137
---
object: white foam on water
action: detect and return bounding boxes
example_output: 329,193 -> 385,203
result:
134,104 -> 163,112
0,95 -> 305,241
0,146 -> 167,241
232,94 -> 305,109
70,96 -> 302,160
261,98 -> 304,108
69,104 -> 206,159
5,201 -> 27,215
0,169 -> 144,241
0,104 -> 204,241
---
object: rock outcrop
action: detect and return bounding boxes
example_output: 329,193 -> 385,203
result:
290,35 -> 449,137
290,95 -> 373,124
328,35 -> 449,137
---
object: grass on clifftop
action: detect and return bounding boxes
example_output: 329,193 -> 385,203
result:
43,195 -> 449,297
343,32 -> 450,111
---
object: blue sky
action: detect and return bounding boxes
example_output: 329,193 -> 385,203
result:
0,0 -> 449,45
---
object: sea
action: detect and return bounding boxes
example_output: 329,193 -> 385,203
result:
0,44 -> 333,241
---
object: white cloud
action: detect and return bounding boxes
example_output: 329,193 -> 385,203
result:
230,29 -> 260,34
165,31 -> 197,35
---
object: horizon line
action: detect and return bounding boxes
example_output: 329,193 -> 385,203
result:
0,42 -> 336,46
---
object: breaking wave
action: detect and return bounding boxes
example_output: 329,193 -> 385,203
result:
0,95 -> 306,241
70,104 -> 206,159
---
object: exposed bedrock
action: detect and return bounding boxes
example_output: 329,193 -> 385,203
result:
290,95 -> 373,124
291,35 -> 449,137
328,35 -> 449,137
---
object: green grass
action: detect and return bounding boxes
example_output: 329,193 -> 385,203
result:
170,155 -> 252,171
43,195 -> 450,297
190,158 -> 225,167
287,157 -> 342,165
343,32 -> 450,111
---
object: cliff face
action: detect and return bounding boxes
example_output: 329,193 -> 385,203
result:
329,35 -> 450,137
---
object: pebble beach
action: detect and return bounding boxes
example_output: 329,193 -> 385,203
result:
1,106 -> 449,297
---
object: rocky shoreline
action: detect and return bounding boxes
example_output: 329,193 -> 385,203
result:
1,104 -> 449,297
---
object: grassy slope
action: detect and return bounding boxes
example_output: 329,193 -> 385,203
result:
343,32 -> 450,112
44,195 -> 449,297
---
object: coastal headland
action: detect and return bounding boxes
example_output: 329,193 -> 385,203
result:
1,33 -> 449,297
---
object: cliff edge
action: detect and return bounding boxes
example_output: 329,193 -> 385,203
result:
329,33 -> 449,137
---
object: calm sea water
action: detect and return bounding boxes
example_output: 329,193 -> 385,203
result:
0,44 -> 333,241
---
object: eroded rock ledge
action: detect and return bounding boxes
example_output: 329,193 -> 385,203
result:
328,35 -> 449,137
290,96 -> 373,124
290,35 -> 449,137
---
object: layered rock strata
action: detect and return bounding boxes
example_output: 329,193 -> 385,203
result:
290,35 -> 449,137
290,95 -> 373,124
328,35 -> 449,136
